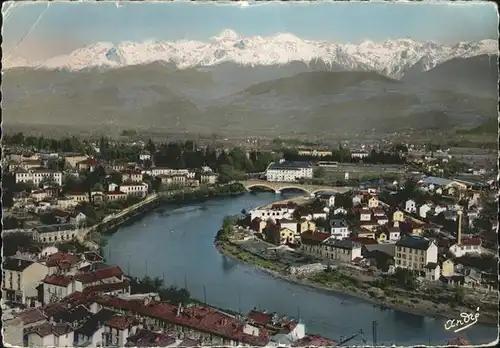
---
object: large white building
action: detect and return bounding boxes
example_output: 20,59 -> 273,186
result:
265,161 -> 313,182
119,183 -> 148,198
15,168 -> 63,186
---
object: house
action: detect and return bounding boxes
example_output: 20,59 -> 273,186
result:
250,207 -> 292,222
405,200 -> 416,214
2,258 -> 49,306
278,228 -> 296,244
200,172 -> 218,185
70,212 -> 87,227
75,266 -> 125,287
375,215 -> 389,226
106,191 -> 128,201
357,228 -> 375,239
64,154 -> 88,168
121,170 -> 143,183
359,208 -> 372,222
441,259 -> 455,277
392,210 -> 404,222
419,204 -> 433,219
65,192 -> 89,203
74,309 -> 117,346
277,219 -> 298,234
329,219 -> 350,240
76,158 -> 101,172
368,196 -> 379,208
333,207 -> 347,215
317,194 -> 335,207
394,236 -> 439,279
45,251 -> 81,275
352,195 -> 363,206
104,315 -> 140,347
15,168 -> 63,186
250,218 -> 267,233
298,219 -> 316,233
32,224 -> 79,244
322,239 -> 363,263
25,322 -> 74,347
119,183 -> 148,198
449,238 -> 484,258
387,226 -> 401,242
42,275 -> 80,304
424,263 -> 441,281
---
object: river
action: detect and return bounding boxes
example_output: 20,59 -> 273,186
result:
102,192 -> 497,345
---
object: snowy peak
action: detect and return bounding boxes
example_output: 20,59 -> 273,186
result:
3,31 -> 498,78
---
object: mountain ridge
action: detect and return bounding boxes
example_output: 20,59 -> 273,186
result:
4,30 -> 497,79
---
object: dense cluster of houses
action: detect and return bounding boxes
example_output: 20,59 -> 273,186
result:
4,150 -> 219,234
247,176 -> 497,290
3,247 -> 336,347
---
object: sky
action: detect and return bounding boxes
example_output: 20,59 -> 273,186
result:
2,1 -> 498,60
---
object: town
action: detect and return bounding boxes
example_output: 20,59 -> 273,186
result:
2,132 -> 498,347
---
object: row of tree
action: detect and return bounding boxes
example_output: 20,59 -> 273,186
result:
282,148 -> 406,165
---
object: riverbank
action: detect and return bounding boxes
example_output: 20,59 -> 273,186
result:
216,240 -> 498,326
92,183 -> 246,243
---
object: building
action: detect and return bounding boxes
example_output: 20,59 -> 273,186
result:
449,238 -> 484,258
368,196 -> 379,208
405,200 -> 417,214
278,228 -> 296,244
15,168 -> 63,186
351,151 -> 369,159
76,158 -> 101,172
42,275 -> 79,304
265,161 -> 313,182
121,170 -> 143,183
329,219 -> 350,240
322,239 -> 362,263
392,210 -> 404,222
2,258 -> 49,306
119,183 -> 148,198
317,193 -> 335,207
64,153 -> 89,168
359,208 -> 372,222
32,224 -> 79,244
394,235 -> 439,279
25,322 -> 74,347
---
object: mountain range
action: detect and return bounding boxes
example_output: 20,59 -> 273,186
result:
3,31 -> 498,137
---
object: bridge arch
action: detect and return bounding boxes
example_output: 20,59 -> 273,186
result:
244,183 -> 280,193
275,186 -> 313,195
310,188 -> 340,195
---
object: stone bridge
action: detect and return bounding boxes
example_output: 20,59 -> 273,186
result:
240,180 -> 351,196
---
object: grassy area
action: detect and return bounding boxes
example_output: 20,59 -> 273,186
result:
220,242 -> 286,273
457,118 -> 498,135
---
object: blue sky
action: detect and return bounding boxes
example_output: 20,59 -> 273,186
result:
3,1 -> 498,60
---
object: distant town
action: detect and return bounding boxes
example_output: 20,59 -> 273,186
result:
2,132 -> 498,347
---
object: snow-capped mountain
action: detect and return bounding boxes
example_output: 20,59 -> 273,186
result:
3,29 -> 498,78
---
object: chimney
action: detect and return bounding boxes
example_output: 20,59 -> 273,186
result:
457,211 -> 463,245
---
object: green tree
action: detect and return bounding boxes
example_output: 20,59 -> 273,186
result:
313,167 -> 326,178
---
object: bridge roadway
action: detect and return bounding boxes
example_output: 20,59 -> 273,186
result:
240,180 -> 351,195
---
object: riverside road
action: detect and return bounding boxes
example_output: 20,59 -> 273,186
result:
102,192 -> 497,346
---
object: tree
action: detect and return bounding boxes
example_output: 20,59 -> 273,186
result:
218,165 -> 244,184
313,167 -> 326,178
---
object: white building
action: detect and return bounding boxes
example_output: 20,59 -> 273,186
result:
351,152 -> 369,159
148,167 -> 190,177
265,161 -> 313,182
405,199 -> 417,214
15,168 -> 63,186
42,275 -> 83,304
449,238 -> 484,258
250,208 -> 292,222
388,226 -> 401,242
329,219 -> 350,240
360,209 -> 372,222
32,224 -> 79,244
2,258 -> 49,306
119,183 -> 148,198
26,323 -> 74,348
419,204 -> 433,219
394,236 -> 439,279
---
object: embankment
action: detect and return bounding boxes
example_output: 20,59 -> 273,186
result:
216,240 -> 497,326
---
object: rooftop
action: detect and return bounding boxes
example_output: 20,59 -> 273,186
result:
3,257 -> 35,272
268,161 -> 312,170
396,235 -> 433,250
34,223 -> 76,233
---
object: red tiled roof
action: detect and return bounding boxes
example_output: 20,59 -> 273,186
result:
248,310 -> 272,326
46,252 -> 80,268
95,296 -> 270,346
83,281 -> 130,294
460,238 -> 481,246
26,322 -> 72,338
18,308 -> 47,325
43,274 -> 72,287
300,231 -> 330,245
292,334 -> 338,347
76,266 -> 123,284
106,315 -> 137,330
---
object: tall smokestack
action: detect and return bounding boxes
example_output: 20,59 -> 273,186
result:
457,211 -> 463,245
